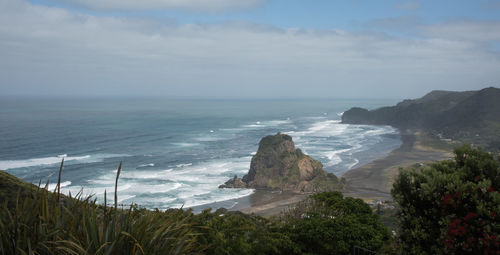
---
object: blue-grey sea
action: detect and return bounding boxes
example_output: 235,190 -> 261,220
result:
0,97 -> 401,210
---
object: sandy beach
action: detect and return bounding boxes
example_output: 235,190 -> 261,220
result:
342,129 -> 453,201
231,129 -> 453,216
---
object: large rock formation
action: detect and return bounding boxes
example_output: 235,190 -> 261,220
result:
219,133 -> 339,193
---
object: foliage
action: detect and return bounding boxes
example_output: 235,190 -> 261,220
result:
0,161 -> 203,255
392,145 -> 500,254
1,160 -> 391,255
278,191 -> 390,255
192,208 -> 296,255
0,170 -> 38,209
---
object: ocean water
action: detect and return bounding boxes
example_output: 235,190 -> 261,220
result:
0,97 -> 401,210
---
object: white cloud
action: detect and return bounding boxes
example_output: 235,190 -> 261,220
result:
0,0 -> 499,98
47,0 -> 265,11
420,20 -> 500,42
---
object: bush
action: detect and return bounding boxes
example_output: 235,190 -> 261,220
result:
278,191 -> 390,255
392,145 -> 500,254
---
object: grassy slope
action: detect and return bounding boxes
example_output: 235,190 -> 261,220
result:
0,170 -> 39,209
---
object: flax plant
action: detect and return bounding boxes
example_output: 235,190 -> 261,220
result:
0,160 -> 204,254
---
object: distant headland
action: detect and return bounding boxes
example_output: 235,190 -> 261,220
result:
342,87 -> 500,152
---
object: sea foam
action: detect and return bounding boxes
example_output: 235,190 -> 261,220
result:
0,155 -> 90,170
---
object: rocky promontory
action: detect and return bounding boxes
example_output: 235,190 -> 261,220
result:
341,87 -> 500,152
219,133 -> 340,193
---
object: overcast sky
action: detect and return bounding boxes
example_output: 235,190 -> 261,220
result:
1,0 -> 500,99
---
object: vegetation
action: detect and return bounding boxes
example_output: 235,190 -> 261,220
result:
192,209 -> 295,255
0,160 -> 388,254
279,191 -> 390,254
0,162 -> 202,255
0,170 -> 38,209
392,145 -> 500,254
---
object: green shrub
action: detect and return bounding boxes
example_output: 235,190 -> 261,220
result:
278,191 -> 390,255
392,145 -> 500,254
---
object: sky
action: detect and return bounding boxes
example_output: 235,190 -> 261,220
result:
1,0 -> 500,99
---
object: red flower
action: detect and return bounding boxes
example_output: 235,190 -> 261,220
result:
443,193 -> 452,206
487,187 -> 494,192
475,175 -> 481,180
491,212 -> 497,218
445,240 -> 453,248
484,232 -> 490,240
465,212 -> 478,221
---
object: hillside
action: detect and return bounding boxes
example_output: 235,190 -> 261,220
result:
0,170 -> 39,209
341,87 -> 500,151
220,133 -> 340,192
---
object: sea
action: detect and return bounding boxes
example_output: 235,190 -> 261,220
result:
0,97 -> 401,210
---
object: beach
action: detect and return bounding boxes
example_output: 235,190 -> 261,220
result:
235,129 -> 453,216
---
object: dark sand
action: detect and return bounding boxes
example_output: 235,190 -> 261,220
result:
221,129 -> 453,216
237,190 -> 308,217
342,129 -> 453,201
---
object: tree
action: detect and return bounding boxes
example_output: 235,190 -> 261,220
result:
279,191 -> 389,255
193,208 -> 296,255
392,145 -> 500,254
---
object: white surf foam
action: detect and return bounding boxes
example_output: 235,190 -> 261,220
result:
79,156 -> 253,209
47,181 -> 71,191
172,188 -> 255,209
0,153 -> 129,170
286,118 -> 399,174
242,119 -> 292,129
138,163 -> 155,168
0,155 -> 89,170
171,143 -> 200,147
117,195 -> 136,203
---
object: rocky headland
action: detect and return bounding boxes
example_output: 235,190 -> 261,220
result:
219,133 -> 340,193
341,87 -> 500,152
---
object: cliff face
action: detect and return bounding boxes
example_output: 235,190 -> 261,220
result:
219,133 -> 339,192
341,87 -> 500,151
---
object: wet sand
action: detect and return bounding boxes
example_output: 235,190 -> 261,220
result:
237,190 -> 308,217
342,129 -> 453,201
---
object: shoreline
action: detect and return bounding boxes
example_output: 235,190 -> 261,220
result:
341,129 -> 453,201
217,129 -> 453,216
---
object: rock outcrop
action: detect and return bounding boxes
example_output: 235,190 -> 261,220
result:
219,133 -> 339,193
219,175 -> 247,189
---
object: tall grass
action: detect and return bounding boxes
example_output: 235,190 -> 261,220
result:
0,160 -> 204,254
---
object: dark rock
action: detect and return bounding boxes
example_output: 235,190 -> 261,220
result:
219,175 -> 247,189
219,133 -> 339,193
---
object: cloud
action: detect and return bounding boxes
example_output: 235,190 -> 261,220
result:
395,1 -> 421,11
0,0 -> 499,98
46,0 -> 266,12
420,20 -> 500,42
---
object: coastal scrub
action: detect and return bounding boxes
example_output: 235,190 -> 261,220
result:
392,145 -> 500,254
